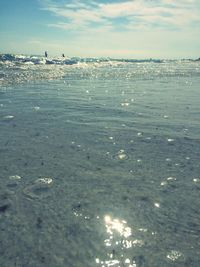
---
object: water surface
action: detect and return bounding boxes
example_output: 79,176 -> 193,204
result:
0,58 -> 200,267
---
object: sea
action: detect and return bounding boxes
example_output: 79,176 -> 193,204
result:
0,54 -> 200,267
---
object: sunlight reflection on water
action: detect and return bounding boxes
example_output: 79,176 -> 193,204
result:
95,215 -> 144,267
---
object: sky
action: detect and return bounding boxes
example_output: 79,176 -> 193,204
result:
0,0 -> 200,59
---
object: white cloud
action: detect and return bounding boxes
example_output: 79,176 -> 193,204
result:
40,0 -> 200,32
99,1 -> 143,17
36,0 -> 200,58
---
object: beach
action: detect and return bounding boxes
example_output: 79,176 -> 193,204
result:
0,57 -> 200,267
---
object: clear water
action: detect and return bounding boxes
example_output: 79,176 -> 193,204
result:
0,58 -> 200,267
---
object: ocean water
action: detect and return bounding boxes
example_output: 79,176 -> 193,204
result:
0,55 -> 200,267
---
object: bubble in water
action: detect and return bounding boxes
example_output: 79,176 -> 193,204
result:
154,202 -> 160,208
167,138 -> 175,143
9,175 -> 21,180
3,115 -> 14,119
7,175 -> 22,188
33,106 -> 40,111
121,102 -> 129,107
36,177 -> 53,184
160,181 -> 167,186
138,228 -> 148,232
193,178 -> 200,183
125,258 -> 130,264
167,250 -> 183,261
114,150 -> 129,160
95,258 -> 100,264
118,154 -> 127,160
161,176 -> 176,186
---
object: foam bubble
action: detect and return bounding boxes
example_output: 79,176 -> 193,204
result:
9,175 -> 21,180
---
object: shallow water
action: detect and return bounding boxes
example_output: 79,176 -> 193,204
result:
0,60 -> 200,267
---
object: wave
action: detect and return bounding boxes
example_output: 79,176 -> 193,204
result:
0,53 -> 170,66
0,54 -> 79,65
1,53 -> 199,67
0,54 -> 78,65
0,54 -> 199,87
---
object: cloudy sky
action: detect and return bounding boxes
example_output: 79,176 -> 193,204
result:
0,0 -> 200,58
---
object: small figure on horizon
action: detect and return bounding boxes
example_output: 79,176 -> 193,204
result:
45,51 -> 48,58
62,53 -> 65,57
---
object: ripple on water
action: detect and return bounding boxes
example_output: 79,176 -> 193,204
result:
0,193 -> 11,215
6,174 -> 22,187
23,177 -> 53,199
135,177 -> 200,229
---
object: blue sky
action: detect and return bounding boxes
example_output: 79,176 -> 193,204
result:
0,0 -> 200,58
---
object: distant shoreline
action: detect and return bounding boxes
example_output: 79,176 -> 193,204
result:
0,53 -> 200,65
